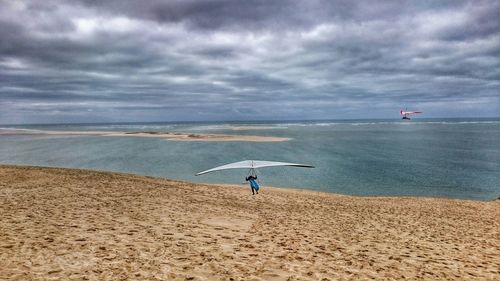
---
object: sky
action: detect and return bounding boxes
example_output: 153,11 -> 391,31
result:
0,0 -> 499,124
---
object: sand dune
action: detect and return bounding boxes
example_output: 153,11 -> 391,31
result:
0,165 -> 498,280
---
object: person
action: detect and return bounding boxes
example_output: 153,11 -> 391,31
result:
245,175 -> 260,195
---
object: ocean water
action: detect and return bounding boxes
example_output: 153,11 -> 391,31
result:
0,118 -> 499,201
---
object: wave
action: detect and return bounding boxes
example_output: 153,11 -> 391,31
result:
280,120 -> 500,127
2,119 -> 498,133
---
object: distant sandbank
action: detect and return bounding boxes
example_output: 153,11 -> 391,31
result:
0,128 -> 290,142
0,165 -> 498,280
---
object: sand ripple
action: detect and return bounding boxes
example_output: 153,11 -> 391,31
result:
0,166 -> 498,280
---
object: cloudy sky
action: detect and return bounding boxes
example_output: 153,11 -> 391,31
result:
0,0 -> 498,124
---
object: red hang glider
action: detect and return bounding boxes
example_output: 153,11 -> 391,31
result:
400,109 -> 422,120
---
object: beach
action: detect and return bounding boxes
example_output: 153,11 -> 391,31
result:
0,165 -> 498,280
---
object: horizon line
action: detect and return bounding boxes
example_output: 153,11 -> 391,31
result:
1,116 -> 499,126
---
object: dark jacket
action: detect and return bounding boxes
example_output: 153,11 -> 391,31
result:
245,175 -> 257,181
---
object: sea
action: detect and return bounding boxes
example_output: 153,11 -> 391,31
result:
0,118 -> 499,201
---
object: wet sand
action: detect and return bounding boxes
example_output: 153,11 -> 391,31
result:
0,165 -> 498,280
0,129 -> 290,142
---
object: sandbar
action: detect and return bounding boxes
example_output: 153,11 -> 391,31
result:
0,165 -> 498,280
0,128 -> 290,142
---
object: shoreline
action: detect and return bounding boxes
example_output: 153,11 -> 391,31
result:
0,164 -> 497,202
1,165 -> 498,279
0,128 -> 290,142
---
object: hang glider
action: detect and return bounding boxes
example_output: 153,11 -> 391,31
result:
196,160 -> 314,176
401,110 -> 422,115
400,109 -> 422,120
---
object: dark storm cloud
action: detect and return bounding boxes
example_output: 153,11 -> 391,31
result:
0,0 -> 499,124
80,0 -> 314,31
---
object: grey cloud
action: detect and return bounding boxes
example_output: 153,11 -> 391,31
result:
0,0 -> 499,124
80,0 -> 318,31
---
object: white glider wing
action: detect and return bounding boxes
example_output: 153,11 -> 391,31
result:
196,160 -> 314,175
400,109 -> 423,115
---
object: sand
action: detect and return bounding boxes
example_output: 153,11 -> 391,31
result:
0,128 -> 289,142
0,165 -> 498,280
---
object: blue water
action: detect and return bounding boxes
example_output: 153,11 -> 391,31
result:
1,119 -> 499,200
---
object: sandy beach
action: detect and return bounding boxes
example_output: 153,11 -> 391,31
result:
0,165 -> 498,280
0,129 -> 290,142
